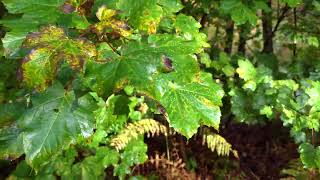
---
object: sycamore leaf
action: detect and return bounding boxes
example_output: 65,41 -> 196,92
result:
85,34 -> 204,96
0,124 -> 23,159
1,0 -> 65,56
92,6 -> 132,38
116,0 -> 163,34
0,103 -> 26,126
156,76 -> 224,138
22,26 -> 96,90
18,83 -> 94,169
85,47 -> 163,96
175,14 -> 201,35
158,0 -> 183,14
115,0 -> 182,34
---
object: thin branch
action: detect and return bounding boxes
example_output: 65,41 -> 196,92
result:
293,8 -> 297,57
272,5 -> 290,36
200,13 -> 208,30
106,41 -> 121,56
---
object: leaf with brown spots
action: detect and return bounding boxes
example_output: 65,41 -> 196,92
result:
22,26 -> 97,90
91,6 -> 132,39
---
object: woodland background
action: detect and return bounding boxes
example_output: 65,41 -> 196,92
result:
0,0 -> 320,179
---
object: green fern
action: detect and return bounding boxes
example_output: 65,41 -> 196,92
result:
110,119 -> 168,151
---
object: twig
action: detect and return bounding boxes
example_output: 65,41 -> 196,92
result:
272,5 -> 290,36
293,8 -> 297,57
106,41 -> 121,55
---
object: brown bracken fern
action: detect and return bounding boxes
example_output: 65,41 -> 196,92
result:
133,153 -> 195,179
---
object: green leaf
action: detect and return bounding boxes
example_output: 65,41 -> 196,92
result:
19,83 -> 94,168
220,0 -> 258,25
1,0 -> 65,56
85,47 -> 162,96
236,59 -> 257,90
10,160 -> 35,178
156,76 -> 224,138
0,124 -> 23,159
116,0 -> 163,33
299,143 -> 320,169
211,52 -> 235,77
281,0 -> 302,7
114,137 -> 147,178
22,26 -> 96,90
158,0 -> 183,14
85,34 -> 204,96
236,59 -> 256,82
175,14 -> 201,35
71,147 -> 119,180
306,81 -> 320,112
0,102 -> 26,126
115,0 -> 182,34
93,94 -> 128,135
229,87 -> 258,123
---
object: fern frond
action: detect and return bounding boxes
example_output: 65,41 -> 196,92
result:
202,131 -> 238,157
110,119 -> 168,151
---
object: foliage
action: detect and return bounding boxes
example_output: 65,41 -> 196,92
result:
1,0 -> 320,178
0,0 -> 227,178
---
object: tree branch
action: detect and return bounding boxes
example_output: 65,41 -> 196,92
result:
272,5 -> 290,36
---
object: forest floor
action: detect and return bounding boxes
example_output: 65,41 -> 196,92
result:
0,121 -> 299,179
142,120 -> 299,179
221,121 -> 299,179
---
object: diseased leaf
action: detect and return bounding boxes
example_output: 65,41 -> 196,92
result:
22,26 -> 96,90
19,83 -> 94,168
1,0 -> 65,56
1,0 -> 91,57
92,6 -> 132,38
116,0 -> 163,34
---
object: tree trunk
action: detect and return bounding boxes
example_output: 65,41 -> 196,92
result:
224,20 -> 234,54
238,25 -> 246,55
262,0 -> 274,54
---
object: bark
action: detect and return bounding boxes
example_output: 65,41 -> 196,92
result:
238,25 -> 246,55
224,20 -> 234,54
